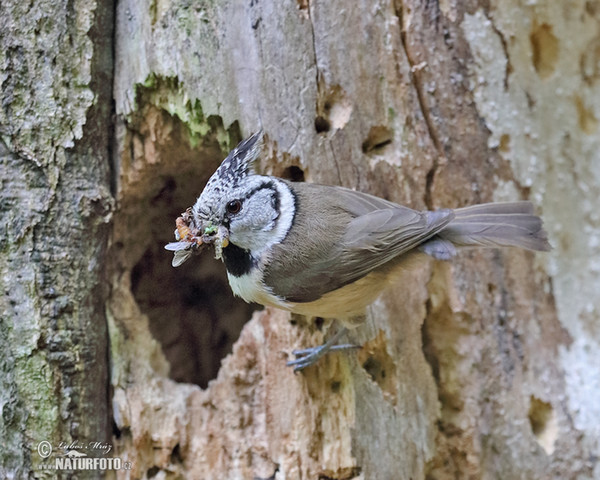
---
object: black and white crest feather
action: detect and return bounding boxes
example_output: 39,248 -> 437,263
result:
205,130 -> 263,191
192,130 -> 268,224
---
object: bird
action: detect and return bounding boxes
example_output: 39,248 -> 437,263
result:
166,131 -> 551,371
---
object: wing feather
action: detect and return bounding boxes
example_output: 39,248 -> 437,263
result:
263,183 -> 454,303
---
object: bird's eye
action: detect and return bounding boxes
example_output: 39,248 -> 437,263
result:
226,199 -> 242,214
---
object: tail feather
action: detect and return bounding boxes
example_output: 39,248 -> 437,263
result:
432,201 -> 551,255
451,213 -> 543,229
452,201 -> 534,216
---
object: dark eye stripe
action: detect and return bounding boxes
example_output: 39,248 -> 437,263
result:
271,188 -> 280,213
243,180 -> 276,200
240,181 -> 281,215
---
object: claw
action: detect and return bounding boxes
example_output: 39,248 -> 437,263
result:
286,346 -> 326,371
286,328 -> 359,372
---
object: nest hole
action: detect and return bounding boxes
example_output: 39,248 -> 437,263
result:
131,244 -> 258,388
119,113 -> 259,388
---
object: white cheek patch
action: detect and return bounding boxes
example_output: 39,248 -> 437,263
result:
269,180 -> 296,246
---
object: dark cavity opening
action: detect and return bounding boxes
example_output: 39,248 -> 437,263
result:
282,165 -> 305,182
131,243 -> 259,388
122,115 -> 259,388
314,115 -> 331,133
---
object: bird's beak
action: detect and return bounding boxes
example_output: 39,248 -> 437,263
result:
201,223 -> 229,260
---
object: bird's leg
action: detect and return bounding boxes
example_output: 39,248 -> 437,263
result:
286,327 -> 359,371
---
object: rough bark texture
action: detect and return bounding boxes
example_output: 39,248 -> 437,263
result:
0,0 -> 114,477
3,0 -> 599,478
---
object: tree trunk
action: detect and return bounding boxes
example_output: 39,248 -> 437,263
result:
3,0 -> 599,479
0,0 -> 114,477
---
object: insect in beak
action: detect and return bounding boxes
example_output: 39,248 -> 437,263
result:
165,209 -> 205,267
164,211 -> 229,266
211,225 -> 229,260
198,222 -> 229,259
204,224 -> 218,235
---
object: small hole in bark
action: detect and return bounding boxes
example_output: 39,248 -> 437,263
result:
314,316 -> 325,330
530,23 -> 558,79
362,126 -> 393,154
528,396 -> 558,455
575,94 -> 598,134
357,331 -> 398,405
315,83 -> 352,133
315,115 -> 331,133
330,380 -> 341,393
362,356 -> 381,381
499,134 -> 510,152
281,165 -> 305,182
171,443 -> 182,463
147,466 -> 160,478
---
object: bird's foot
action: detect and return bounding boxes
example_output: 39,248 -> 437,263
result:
286,327 -> 359,371
286,344 -> 359,371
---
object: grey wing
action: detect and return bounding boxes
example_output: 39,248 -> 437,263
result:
266,184 -> 454,303
330,191 -> 455,285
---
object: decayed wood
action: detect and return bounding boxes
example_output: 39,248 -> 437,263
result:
2,0 -> 599,478
108,0 -> 600,478
108,1 -> 600,479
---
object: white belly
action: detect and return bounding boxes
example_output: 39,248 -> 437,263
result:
227,269 -> 290,310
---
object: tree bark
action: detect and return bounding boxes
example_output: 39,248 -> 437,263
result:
2,0 -> 599,478
0,0 -> 114,477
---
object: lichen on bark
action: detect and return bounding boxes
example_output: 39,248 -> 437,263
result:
0,0 -> 114,477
